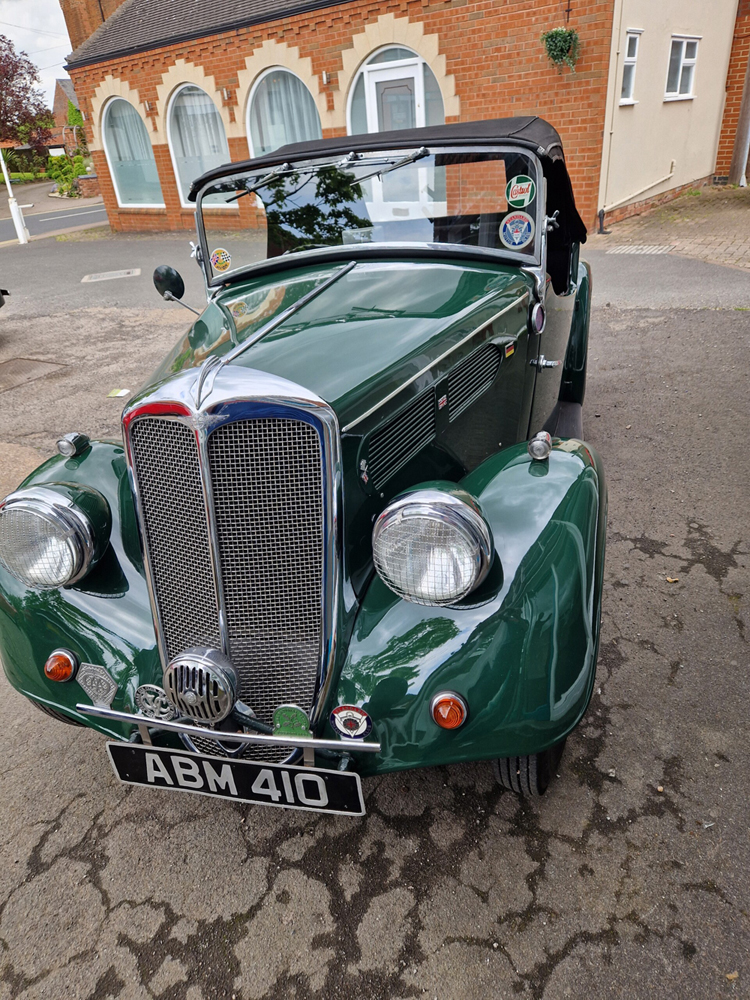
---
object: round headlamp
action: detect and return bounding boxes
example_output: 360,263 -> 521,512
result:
372,488 -> 493,606
0,487 -> 106,589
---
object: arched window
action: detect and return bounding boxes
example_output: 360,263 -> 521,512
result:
248,69 -> 322,156
348,47 -> 445,135
102,98 -> 163,207
168,85 -> 230,205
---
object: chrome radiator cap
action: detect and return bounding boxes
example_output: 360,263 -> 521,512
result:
163,647 -> 238,723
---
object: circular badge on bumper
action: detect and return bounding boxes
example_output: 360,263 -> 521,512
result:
330,705 -> 373,739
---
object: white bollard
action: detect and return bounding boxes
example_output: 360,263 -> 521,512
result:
0,154 -> 30,245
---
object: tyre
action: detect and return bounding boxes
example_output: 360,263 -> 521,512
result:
493,738 -> 567,797
31,700 -> 85,726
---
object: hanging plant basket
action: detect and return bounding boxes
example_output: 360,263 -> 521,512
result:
541,27 -> 580,72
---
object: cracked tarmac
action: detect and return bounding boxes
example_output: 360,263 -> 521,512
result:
0,242 -> 748,999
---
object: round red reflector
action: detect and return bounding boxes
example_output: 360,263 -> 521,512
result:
431,692 -> 467,730
44,650 -> 78,682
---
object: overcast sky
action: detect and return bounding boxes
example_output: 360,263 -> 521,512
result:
0,0 -> 72,109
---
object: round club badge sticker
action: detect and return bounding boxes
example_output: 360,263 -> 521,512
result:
506,174 -> 536,209
330,705 -> 373,740
500,211 -> 535,251
210,247 -> 232,272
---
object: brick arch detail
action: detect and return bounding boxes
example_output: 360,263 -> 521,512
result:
89,75 -> 154,151
236,39 -> 334,153
334,13 -> 460,128
155,59 -> 239,141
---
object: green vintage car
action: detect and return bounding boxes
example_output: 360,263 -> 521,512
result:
0,118 -> 604,815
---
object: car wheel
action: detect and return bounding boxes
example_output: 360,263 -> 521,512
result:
493,738 -> 566,796
31,700 -> 85,726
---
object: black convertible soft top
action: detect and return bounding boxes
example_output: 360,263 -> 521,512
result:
188,116 -> 587,244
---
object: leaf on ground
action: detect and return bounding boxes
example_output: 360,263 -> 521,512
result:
666,577 -> 679,583
726,971 -> 739,981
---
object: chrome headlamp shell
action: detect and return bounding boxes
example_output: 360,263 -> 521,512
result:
372,487 -> 493,606
0,485 -> 110,590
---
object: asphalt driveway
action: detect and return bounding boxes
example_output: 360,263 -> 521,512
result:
0,236 -> 747,1000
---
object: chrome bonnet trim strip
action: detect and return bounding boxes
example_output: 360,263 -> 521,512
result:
342,291 -> 530,432
76,704 -> 380,753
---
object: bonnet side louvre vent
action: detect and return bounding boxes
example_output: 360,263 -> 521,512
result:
368,391 -> 436,490
449,343 -> 501,421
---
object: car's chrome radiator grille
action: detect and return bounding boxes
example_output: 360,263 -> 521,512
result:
208,419 -> 323,719
129,414 -> 325,750
129,418 -> 221,657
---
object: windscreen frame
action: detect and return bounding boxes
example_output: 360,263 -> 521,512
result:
195,145 -> 546,288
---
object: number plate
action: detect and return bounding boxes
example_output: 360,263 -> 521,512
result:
107,743 -> 365,816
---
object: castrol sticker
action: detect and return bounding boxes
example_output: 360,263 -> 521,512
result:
500,211 -> 535,250
505,175 -> 536,209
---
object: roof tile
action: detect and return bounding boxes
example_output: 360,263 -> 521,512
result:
67,0 -> 349,68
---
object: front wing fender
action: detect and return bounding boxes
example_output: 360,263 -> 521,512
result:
329,440 -> 606,775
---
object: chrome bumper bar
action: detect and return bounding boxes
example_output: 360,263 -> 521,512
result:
76,704 -> 381,753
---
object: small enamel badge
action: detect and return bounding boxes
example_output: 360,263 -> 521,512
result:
330,705 -> 373,739
505,343 -> 516,358
77,663 -> 117,708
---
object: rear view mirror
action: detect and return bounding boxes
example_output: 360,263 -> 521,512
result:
153,265 -> 185,301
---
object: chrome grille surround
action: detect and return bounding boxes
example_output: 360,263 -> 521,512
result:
123,367 -> 341,760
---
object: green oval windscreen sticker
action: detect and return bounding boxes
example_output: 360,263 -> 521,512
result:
506,175 -> 536,209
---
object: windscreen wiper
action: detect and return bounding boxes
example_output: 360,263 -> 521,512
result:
337,146 -> 430,185
226,162 -> 295,202
227,147 -> 431,203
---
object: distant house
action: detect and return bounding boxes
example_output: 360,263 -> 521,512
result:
51,79 -> 84,154
60,0 -> 748,233
53,78 -> 79,127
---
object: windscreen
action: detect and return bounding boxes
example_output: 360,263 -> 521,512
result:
198,147 -> 542,282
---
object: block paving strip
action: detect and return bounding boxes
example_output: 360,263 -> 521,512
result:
591,186 -> 750,270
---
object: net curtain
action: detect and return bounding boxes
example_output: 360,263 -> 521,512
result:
170,85 -> 230,202
103,98 -> 164,205
249,70 -> 322,156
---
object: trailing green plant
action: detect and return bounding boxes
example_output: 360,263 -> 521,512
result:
541,27 -> 580,71
46,152 -> 85,196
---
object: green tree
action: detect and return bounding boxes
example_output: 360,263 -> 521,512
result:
0,35 -> 49,142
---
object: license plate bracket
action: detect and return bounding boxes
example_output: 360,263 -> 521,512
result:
107,742 -> 365,816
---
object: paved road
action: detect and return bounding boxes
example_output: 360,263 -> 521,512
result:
0,239 -> 747,999
0,203 -> 108,243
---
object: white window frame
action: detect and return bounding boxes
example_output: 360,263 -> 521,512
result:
166,83 -> 235,210
619,29 -> 642,106
664,35 -> 700,102
101,97 -> 165,209
346,46 -> 432,134
246,66 -> 321,158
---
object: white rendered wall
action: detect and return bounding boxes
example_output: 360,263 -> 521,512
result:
598,0 -> 739,214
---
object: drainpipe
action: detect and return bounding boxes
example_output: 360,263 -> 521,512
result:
599,0 -> 626,225
728,45 -> 750,186
602,160 -> 676,214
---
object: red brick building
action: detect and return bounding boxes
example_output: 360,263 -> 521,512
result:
715,0 -> 750,181
61,0 -> 746,234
